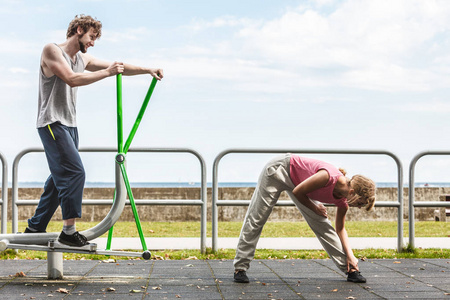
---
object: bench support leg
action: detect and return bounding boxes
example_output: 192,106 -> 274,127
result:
47,252 -> 63,279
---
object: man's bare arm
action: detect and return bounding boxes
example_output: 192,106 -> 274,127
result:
83,53 -> 164,80
42,44 -> 122,87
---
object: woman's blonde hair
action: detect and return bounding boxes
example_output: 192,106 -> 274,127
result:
348,175 -> 376,211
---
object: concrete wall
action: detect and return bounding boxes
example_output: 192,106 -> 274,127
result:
1,187 -> 447,223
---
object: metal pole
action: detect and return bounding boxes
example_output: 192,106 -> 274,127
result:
394,154 -> 404,252
211,153 -> 221,252
108,75 -> 124,250
119,162 -> 148,251
123,77 -> 158,154
11,148 -> 36,234
117,74 -> 123,154
200,155 -> 207,254
106,189 -> 116,251
0,152 -> 7,234
409,154 -> 417,248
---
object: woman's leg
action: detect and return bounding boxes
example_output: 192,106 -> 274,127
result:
233,154 -> 292,271
287,191 -> 347,273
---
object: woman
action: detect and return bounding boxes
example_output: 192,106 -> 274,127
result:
233,153 -> 376,284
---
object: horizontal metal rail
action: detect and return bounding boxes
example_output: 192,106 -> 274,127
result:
216,200 -> 400,207
11,147 -> 207,253
15,199 -> 205,205
409,151 -> 450,248
0,151 -> 7,234
212,148 -> 404,252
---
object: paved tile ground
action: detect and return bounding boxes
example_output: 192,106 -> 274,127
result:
0,258 -> 449,299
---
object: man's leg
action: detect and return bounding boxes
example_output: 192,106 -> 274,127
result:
49,124 -> 87,246
32,123 -> 87,245
27,123 -> 72,232
27,175 -> 60,232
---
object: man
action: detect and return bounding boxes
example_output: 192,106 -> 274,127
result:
25,15 -> 163,247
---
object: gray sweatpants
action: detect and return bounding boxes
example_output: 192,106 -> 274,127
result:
233,154 -> 348,273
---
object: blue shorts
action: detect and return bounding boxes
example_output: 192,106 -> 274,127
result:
28,122 -> 85,231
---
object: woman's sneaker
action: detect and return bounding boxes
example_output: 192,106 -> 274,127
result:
234,270 -> 249,283
58,231 -> 89,247
347,270 -> 366,283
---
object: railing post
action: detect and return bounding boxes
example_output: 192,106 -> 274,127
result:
211,152 -> 222,252
12,148 -> 38,234
0,151 -> 7,234
408,154 -> 418,249
408,151 -> 450,249
197,151 -> 208,254
389,152 -> 404,252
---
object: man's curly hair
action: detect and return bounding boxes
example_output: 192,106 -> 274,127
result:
66,14 -> 102,39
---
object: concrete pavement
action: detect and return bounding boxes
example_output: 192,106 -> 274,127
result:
0,258 -> 449,299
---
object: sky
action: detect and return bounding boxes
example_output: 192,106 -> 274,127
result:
1,0 -> 450,186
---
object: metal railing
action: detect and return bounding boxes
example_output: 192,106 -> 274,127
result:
0,151 -> 7,234
408,151 -> 450,248
12,147 -> 208,253
212,148 -> 404,252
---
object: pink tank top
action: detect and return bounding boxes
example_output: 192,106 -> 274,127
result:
289,155 -> 348,208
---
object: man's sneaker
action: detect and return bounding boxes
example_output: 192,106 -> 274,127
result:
24,227 -> 46,233
347,270 -> 366,283
234,269 -> 249,283
58,231 -> 89,247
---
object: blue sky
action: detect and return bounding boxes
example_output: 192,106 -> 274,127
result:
1,0 -> 450,185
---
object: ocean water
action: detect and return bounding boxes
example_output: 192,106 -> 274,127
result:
14,181 -> 450,188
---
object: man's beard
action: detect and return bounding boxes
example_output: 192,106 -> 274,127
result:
79,40 -> 87,53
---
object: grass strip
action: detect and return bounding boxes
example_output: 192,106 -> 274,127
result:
11,221 -> 450,238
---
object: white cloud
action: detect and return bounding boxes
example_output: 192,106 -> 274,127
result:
188,15 -> 259,31
154,56 -> 302,95
121,0 -> 450,102
341,64 -> 441,92
44,30 -> 66,43
0,38 -> 39,55
231,0 -> 450,92
0,79 -> 33,89
399,100 -> 450,113
9,67 -> 30,74
101,27 -> 152,43
156,0 -> 450,96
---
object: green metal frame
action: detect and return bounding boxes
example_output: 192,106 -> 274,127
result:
106,74 -> 158,252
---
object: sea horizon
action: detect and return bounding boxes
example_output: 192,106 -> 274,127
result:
11,181 -> 450,188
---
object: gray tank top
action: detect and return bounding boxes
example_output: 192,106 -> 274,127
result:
36,44 -> 85,128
